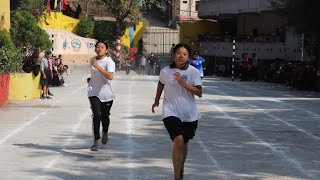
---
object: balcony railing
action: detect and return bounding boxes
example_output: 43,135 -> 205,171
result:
199,41 -> 304,61
198,0 -> 274,17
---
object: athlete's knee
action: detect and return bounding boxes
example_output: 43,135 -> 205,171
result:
92,113 -> 101,122
173,135 -> 184,149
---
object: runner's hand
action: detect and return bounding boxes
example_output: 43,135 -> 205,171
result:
92,60 -> 100,69
173,72 -> 183,84
152,101 -> 159,113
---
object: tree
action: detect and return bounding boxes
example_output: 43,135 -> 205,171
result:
270,0 -> 320,61
10,0 -> 46,19
10,11 -> 52,55
95,0 -> 172,60
77,17 -> 95,38
0,30 -> 14,49
270,0 -> 320,37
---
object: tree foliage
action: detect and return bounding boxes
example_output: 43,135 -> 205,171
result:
10,0 -> 46,19
77,17 -> 95,38
98,0 -> 171,35
10,11 -> 52,55
93,21 -> 119,49
270,0 -> 320,40
0,30 -> 14,49
0,46 -> 24,74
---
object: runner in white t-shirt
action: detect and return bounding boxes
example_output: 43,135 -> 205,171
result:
152,43 -> 202,180
87,41 -> 115,151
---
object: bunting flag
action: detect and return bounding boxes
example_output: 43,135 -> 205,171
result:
54,0 -> 58,9
46,0 -> 51,16
62,0 -> 68,10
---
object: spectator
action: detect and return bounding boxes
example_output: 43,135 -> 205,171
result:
147,52 -> 157,75
57,54 -> 63,66
155,55 -> 162,75
251,53 -> 259,81
75,4 -> 82,19
189,51 -> 205,79
140,55 -> 146,75
40,51 -> 53,99
125,57 -> 131,75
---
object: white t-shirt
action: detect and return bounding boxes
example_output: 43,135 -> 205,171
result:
159,65 -> 202,122
87,56 -> 115,102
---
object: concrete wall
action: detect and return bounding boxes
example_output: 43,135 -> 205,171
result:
0,0 -> 10,31
199,41 -> 303,61
44,28 -> 97,66
0,75 -> 10,106
8,73 -> 42,101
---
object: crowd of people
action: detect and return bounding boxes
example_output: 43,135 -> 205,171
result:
214,53 -> 318,91
118,52 -> 162,76
263,60 -> 318,90
22,50 -> 68,99
198,32 -> 285,43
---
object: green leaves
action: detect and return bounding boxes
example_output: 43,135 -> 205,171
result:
10,10 -> 52,54
270,0 -> 320,40
10,0 -> 45,19
0,30 -> 14,49
0,46 -> 24,74
77,17 -> 95,38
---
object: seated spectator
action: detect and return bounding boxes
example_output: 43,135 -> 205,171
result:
52,58 -> 61,87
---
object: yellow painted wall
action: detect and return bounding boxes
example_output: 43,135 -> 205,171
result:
121,21 -> 144,48
0,0 -> 10,31
39,12 -> 79,33
39,12 -> 143,48
9,73 -> 42,101
180,20 -> 217,51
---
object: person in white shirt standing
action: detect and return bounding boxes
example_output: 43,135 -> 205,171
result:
87,41 -> 115,151
152,43 -> 202,180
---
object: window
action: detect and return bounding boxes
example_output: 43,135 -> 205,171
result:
183,1 -> 188,3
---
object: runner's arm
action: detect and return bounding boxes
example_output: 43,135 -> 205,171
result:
92,60 -> 114,80
152,82 -> 164,113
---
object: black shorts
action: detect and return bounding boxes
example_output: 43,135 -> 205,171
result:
163,116 -> 198,143
41,69 -> 51,86
140,65 -> 145,70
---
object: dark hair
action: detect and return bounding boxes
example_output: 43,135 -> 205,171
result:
172,43 -> 191,56
193,51 -> 199,55
95,40 -> 108,49
45,50 -> 52,55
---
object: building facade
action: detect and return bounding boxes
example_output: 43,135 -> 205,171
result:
197,0 -> 306,61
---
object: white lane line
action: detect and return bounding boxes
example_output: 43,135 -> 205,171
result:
206,101 -> 313,179
37,110 -> 90,179
196,137 -> 230,180
0,112 -> 47,145
207,85 -> 320,141
126,76 -> 136,180
149,76 -> 227,177
71,85 -> 86,95
0,99 -> 59,145
220,82 -> 320,119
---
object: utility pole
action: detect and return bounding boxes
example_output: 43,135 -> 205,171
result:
189,0 -> 192,18
301,33 -> 304,61
232,39 -> 235,81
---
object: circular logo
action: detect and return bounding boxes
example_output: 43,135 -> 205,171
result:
71,39 -> 81,52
